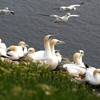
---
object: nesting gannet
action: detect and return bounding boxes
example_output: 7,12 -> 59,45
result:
85,67 -> 100,85
0,39 -> 7,57
63,50 -> 86,77
73,50 -> 86,68
7,41 -> 28,60
50,39 -> 64,63
50,13 -> 79,23
25,47 -> 36,61
46,38 -> 64,69
28,35 -> 53,62
0,7 -> 14,15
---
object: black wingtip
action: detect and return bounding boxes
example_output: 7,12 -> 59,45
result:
80,2 -> 85,5
10,11 -> 15,15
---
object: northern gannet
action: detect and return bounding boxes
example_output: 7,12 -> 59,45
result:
0,39 -> 7,58
46,39 -> 64,70
50,13 -> 80,23
63,50 -> 86,77
0,7 -> 14,15
59,4 -> 81,11
26,35 -> 54,62
25,47 -> 36,62
85,67 -> 100,85
7,41 -> 28,60
50,39 -> 64,63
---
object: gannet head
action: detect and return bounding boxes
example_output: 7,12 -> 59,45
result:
93,69 -> 100,77
18,41 -> 29,47
44,34 -> 54,42
60,6 -> 66,10
66,13 -> 71,16
50,39 -> 65,46
28,48 -> 35,54
73,50 -> 84,64
78,50 -> 84,56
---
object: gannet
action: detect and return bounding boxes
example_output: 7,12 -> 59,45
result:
0,7 -> 14,15
48,38 -> 64,69
50,13 -> 79,23
63,50 -> 86,77
26,35 -> 64,69
85,67 -> 100,85
50,39 -> 64,63
0,39 -> 7,58
7,41 -> 28,60
59,4 -> 81,11
26,36 -> 63,64
25,47 -> 36,61
25,34 -> 55,64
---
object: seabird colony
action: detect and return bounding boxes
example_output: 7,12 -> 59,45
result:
0,4 -> 100,86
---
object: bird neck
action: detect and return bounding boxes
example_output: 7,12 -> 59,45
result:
50,43 -> 56,55
44,39 -> 51,56
75,56 -> 84,65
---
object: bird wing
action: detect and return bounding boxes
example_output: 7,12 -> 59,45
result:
70,15 -> 80,17
70,4 -> 80,7
7,45 -> 17,52
32,50 -> 45,60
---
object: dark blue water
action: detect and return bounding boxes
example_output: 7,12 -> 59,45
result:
0,0 -> 100,67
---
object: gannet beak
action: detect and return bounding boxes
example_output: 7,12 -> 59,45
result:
48,34 -> 55,40
55,50 -> 60,53
25,44 -> 29,47
57,40 -> 65,44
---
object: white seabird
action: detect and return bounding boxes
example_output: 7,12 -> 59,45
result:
50,13 -> 79,23
26,35 -> 64,70
0,38 -> 7,57
27,35 -> 53,62
63,50 -> 86,77
85,67 -> 100,85
50,39 -> 64,63
7,41 -> 28,60
0,7 -> 14,15
59,4 -> 81,11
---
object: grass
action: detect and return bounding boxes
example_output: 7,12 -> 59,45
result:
0,61 -> 99,100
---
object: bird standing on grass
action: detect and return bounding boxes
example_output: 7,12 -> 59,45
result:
0,39 -> 7,60
63,50 -> 87,78
85,67 -> 100,85
7,41 -> 28,60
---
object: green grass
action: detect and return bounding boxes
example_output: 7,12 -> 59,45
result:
0,61 -> 99,100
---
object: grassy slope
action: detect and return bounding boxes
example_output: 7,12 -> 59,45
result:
0,61 -> 99,100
